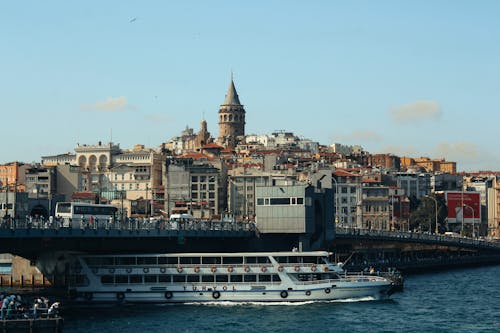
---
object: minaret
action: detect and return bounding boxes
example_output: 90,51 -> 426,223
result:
218,74 -> 246,147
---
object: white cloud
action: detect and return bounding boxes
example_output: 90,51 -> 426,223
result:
390,100 -> 442,124
81,96 -> 136,112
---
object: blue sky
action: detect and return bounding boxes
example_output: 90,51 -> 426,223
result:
1,1 -> 499,171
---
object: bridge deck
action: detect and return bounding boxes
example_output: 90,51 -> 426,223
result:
335,227 -> 500,251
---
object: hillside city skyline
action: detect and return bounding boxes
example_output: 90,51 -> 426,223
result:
2,2 -> 500,171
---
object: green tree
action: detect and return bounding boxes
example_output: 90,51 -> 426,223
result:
409,194 -> 446,233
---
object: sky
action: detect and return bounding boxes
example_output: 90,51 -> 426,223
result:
1,1 -> 499,171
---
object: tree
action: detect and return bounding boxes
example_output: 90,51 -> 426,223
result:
408,194 -> 446,233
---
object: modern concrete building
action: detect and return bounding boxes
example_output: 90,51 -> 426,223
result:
164,158 -> 224,218
255,182 -> 334,249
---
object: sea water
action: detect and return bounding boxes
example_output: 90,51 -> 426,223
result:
58,264 -> 500,332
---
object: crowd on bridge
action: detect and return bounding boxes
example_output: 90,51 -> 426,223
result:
0,215 -> 257,233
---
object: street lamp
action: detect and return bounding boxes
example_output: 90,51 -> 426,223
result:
463,204 -> 474,238
331,176 -> 339,225
426,195 -> 439,234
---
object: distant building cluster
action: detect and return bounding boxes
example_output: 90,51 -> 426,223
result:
1,76 -> 499,239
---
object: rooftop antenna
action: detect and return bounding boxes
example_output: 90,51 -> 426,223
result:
110,128 -> 113,144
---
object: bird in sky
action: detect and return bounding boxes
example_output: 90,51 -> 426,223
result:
129,17 -> 137,23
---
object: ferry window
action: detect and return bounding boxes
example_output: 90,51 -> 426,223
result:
257,198 -> 264,205
173,275 -> 186,283
144,275 -> 157,283
101,275 -> 114,284
271,274 -> 281,282
138,257 -> 157,265
222,257 -> 243,265
158,257 -> 178,265
288,256 -> 299,264
187,275 -> 199,283
115,275 -> 128,284
130,275 -> 142,284
116,257 -> 136,265
202,275 -> 214,283
257,257 -> 270,264
180,257 -> 201,265
302,256 -> 317,264
202,257 -> 221,265
244,275 -> 257,282
275,256 -> 288,264
216,275 -> 229,283
297,198 -> 304,205
159,275 -> 171,283
230,275 -> 243,283
258,274 -> 271,282
245,257 -> 257,264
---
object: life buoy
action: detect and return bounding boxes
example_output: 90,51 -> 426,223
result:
261,266 -> 267,273
177,265 -> 183,273
294,265 -> 300,272
160,267 -> 166,273
116,292 -> 125,300
211,266 -> 217,273
109,268 -> 115,274
324,288 -> 331,294
323,266 -> 329,272
194,266 -> 201,273
126,268 -> 132,273
310,265 -> 317,272
143,267 -> 149,273
212,291 -> 221,299
227,266 -> 234,273
165,291 -> 173,299
278,265 -> 284,272
244,265 -> 250,272
305,290 -> 311,296
83,292 -> 93,301
280,290 -> 288,298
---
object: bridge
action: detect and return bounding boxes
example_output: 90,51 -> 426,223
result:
1,218 -> 500,278
335,227 -> 500,252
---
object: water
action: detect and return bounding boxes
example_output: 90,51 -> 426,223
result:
60,265 -> 500,332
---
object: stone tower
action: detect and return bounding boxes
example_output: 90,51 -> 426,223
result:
218,75 -> 245,147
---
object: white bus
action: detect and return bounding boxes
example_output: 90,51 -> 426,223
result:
55,202 -> 118,227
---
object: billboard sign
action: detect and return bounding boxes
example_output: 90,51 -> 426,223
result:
444,191 -> 481,224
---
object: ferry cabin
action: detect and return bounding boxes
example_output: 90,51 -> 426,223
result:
69,251 -> 393,303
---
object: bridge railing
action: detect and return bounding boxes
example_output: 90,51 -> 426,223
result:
0,217 -> 257,233
335,227 -> 500,250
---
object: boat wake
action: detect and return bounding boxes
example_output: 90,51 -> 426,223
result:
180,297 -> 377,307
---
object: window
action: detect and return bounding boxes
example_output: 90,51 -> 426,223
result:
230,275 -> 243,282
243,275 -> 257,282
270,198 -> 290,205
191,176 -> 198,182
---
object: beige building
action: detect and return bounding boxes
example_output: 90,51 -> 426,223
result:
487,177 -> 500,239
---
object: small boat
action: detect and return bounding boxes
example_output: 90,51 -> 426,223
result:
68,251 -> 396,303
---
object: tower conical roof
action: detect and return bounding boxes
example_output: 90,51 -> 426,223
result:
222,77 -> 241,106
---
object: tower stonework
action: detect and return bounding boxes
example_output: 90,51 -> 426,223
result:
218,76 -> 246,148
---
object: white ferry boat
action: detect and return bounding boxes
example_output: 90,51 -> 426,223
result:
68,251 -> 396,303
